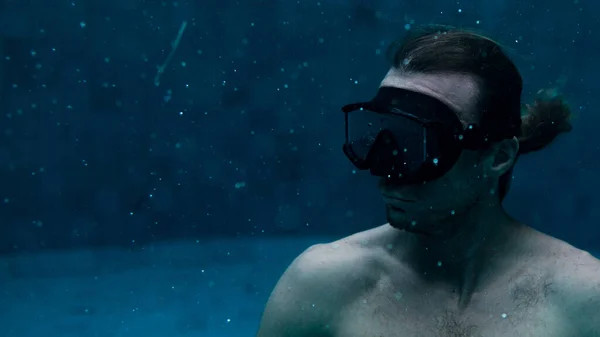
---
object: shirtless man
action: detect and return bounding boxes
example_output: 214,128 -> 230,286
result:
257,26 -> 600,337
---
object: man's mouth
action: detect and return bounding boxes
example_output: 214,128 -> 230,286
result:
386,203 -> 407,213
382,194 -> 416,214
382,194 -> 416,203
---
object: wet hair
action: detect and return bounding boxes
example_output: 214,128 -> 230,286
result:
386,25 -> 573,201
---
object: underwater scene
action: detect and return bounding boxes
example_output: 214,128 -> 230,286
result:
0,0 -> 598,336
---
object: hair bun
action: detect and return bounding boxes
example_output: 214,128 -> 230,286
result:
518,89 -> 572,154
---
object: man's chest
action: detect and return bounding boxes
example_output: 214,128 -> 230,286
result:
333,274 -> 569,337
336,305 -> 566,337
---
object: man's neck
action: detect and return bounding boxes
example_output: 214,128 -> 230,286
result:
398,201 -> 525,307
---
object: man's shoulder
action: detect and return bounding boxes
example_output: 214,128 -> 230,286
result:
534,231 -> 600,280
285,225 -> 395,297
551,241 -> 600,291
529,229 -> 599,287
559,250 -> 600,334
296,226 -> 391,283
523,226 -> 598,271
540,237 -> 600,334
256,229 -> 388,336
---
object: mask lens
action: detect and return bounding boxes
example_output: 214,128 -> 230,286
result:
346,108 -> 426,172
345,108 -> 381,160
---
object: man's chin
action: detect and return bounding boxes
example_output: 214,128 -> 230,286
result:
402,225 -> 438,236
386,212 -> 414,232
388,221 -> 440,237
386,208 -> 439,237
387,220 -> 407,231
386,205 -> 413,227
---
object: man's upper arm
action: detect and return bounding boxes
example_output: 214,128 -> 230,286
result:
560,251 -> 600,336
256,244 -> 341,337
578,257 -> 600,336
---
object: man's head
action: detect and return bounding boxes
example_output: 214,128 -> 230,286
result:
342,26 -> 572,236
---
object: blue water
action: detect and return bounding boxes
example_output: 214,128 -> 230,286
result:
0,0 -> 598,336
0,238 -> 323,337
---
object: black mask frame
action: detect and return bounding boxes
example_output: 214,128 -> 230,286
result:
342,87 -> 493,184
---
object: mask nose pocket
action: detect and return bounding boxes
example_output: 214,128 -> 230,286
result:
367,131 -> 399,177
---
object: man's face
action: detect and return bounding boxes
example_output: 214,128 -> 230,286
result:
378,69 -> 494,236
379,149 -> 491,236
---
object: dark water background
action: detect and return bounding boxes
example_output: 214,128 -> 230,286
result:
0,0 -> 598,254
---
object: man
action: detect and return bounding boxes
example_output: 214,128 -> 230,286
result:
257,26 -> 600,337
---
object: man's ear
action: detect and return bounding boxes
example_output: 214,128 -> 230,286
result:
490,136 -> 519,177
